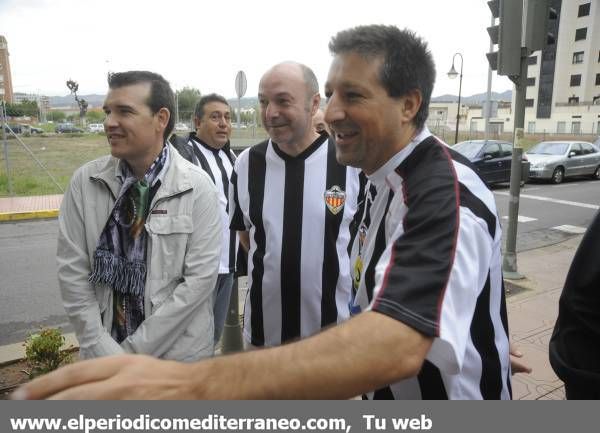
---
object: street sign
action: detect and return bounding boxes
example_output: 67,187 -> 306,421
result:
235,71 -> 247,98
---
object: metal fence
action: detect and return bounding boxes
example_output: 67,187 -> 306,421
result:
426,120 -> 598,147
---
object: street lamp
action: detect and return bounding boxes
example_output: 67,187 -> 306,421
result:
447,52 -> 463,145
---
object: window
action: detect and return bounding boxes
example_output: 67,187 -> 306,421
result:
526,77 -> 536,86
581,143 -> 597,155
527,56 -> 538,65
571,122 -> 581,134
528,122 -> 536,134
578,3 -> 590,17
500,143 -> 512,157
570,74 -> 582,86
568,96 -> 580,104
598,50 -> 600,62
575,28 -> 587,41
573,51 -> 584,64
596,73 -> 600,85
490,123 -> 504,134
557,121 -> 566,133
483,144 -> 501,159
570,143 -> 582,155
525,98 -> 535,107
593,95 -> 600,105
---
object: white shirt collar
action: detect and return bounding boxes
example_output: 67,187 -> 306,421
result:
367,127 -> 432,188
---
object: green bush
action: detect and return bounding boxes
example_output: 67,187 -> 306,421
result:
23,328 -> 73,378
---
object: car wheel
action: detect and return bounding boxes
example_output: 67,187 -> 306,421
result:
592,166 -> 600,180
551,167 -> 564,184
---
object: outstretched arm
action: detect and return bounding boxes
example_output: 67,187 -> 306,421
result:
14,311 -> 432,400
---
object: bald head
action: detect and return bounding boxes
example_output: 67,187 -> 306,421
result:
260,62 -> 319,104
258,62 -> 321,154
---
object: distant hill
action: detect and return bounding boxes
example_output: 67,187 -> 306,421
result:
227,96 -> 259,110
48,94 -> 260,110
431,90 -> 512,104
49,94 -> 106,109
49,91 -> 512,110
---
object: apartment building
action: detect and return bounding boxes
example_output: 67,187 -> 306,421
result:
524,0 -> 600,135
0,35 -> 14,103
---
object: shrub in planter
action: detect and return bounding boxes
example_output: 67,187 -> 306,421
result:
24,328 -> 73,378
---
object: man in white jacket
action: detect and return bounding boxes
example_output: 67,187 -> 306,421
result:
56,70 -> 222,361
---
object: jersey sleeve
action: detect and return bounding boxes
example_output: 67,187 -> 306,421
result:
370,166 -> 495,373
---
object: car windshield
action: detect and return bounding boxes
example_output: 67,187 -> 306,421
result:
452,141 -> 483,158
527,142 -> 569,155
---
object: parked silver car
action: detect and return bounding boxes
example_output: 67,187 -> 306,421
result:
526,141 -> 600,184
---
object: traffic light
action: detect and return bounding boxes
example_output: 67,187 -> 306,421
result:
525,0 -> 558,52
486,0 -> 522,76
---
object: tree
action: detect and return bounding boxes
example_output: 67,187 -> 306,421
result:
20,100 -> 39,117
66,79 -> 88,126
5,100 -> 39,118
86,109 -> 105,123
48,111 -> 66,123
176,87 -> 201,122
5,102 -> 24,117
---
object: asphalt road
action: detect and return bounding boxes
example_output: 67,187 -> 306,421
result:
0,219 -> 71,346
492,177 -> 599,252
0,178 -> 598,346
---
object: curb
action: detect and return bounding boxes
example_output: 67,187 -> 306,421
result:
0,209 -> 59,222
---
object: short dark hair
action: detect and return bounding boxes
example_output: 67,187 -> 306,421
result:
329,25 -> 436,129
108,71 -> 175,141
194,93 -> 229,119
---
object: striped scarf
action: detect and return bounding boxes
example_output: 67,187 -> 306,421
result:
89,145 -> 169,342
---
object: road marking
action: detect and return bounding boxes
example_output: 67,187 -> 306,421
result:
494,191 -> 599,210
502,215 -> 538,222
552,225 -> 587,234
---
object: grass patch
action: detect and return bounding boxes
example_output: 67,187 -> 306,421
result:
0,134 -> 110,196
0,130 -> 270,197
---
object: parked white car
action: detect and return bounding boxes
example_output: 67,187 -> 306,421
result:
88,123 -> 104,133
174,123 -> 189,132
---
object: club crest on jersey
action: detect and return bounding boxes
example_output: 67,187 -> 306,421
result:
324,185 -> 346,215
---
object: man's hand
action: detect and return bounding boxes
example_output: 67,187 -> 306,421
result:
12,354 -> 196,400
238,231 -> 250,252
510,342 -> 532,374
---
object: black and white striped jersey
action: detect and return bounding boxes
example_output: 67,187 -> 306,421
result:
186,135 -> 238,274
351,128 -> 511,400
230,134 -> 360,347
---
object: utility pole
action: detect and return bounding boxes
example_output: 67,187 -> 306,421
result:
484,14 -> 494,141
502,50 -> 527,279
486,0 -> 557,279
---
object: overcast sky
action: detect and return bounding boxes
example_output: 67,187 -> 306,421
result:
0,0 -> 513,99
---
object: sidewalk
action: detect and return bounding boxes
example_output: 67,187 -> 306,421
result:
505,236 -> 581,400
0,194 -> 62,221
0,194 -> 578,399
